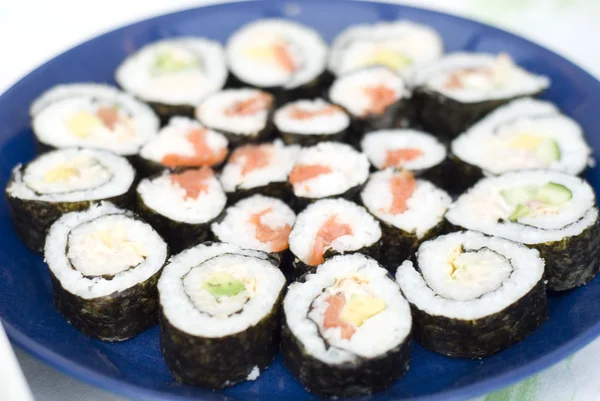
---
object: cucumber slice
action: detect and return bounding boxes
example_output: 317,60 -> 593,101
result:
500,186 -> 536,206
534,182 -> 572,205
508,204 -> 530,222
152,51 -> 197,74
535,138 -> 561,165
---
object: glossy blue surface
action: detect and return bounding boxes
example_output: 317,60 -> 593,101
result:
1,1 -> 600,400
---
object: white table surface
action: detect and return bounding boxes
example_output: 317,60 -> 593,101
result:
2,1 -> 600,400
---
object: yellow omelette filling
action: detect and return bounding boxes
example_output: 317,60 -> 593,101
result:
244,38 -> 298,72
362,47 -> 412,72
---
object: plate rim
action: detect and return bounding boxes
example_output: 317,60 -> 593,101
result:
2,0 -> 600,400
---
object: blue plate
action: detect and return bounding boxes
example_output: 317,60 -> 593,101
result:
1,1 -> 600,400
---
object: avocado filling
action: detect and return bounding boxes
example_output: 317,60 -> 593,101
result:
202,272 -> 246,299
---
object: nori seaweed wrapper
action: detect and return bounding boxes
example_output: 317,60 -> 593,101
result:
281,304 -> 411,397
278,129 -> 347,147
50,267 -> 162,341
225,181 -> 292,206
146,101 -> 195,123
289,182 -> 366,213
447,153 -> 485,195
409,278 -> 548,358
160,289 -> 284,388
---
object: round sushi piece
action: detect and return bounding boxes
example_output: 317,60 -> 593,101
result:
329,20 -> 443,79
220,139 -> 300,203
361,128 -> 447,187
115,37 -> 227,119
136,167 -> 226,253
445,170 -> 600,291
226,19 -> 328,101
274,98 -> 350,146
360,170 -> 451,269
396,231 -> 547,358
5,148 -> 136,253
328,66 -> 413,144
45,202 -> 168,341
450,98 -> 591,192
288,198 -> 382,277
195,88 -> 274,144
30,83 -> 159,157
282,253 -> 412,397
137,117 -> 229,177
412,53 -> 550,138
288,142 -> 369,210
158,242 -> 285,388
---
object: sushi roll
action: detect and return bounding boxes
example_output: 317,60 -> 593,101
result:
136,167 -> 226,253
158,242 -> 285,388
360,170 -> 451,269
282,254 -> 412,397
445,170 -> 600,291
329,20 -> 443,78
450,98 -> 591,192
412,53 -> 550,139
30,83 -> 159,157
288,142 -> 369,210
115,38 -> 227,119
328,66 -> 412,144
220,139 -> 300,203
226,19 -> 328,102
288,198 -> 382,277
360,128 -> 447,187
137,116 -> 229,177
274,99 -> 350,146
5,148 -> 136,252
45,202 -> 168,341
396,231 -> 547,358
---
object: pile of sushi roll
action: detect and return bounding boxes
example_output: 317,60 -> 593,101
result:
6,13 -> 600,399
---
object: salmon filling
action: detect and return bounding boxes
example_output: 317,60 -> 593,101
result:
230,144 -> 273,176
388,170 -> 416,215
309,215 -> 353,266
323,293 -> 356,340
161,128 -> 227,168
384,148 -> 424,168
170,167 -> 214,200
363,84 -> 396,116
224,93 -> 273,117
288,105 -> 342,120
289,164 -> 333,185
249,207 -> 292,252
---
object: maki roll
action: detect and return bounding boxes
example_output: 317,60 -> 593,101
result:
220,139 -> 300,203
195,88 -> 275,145
137,116 -> 229,177
288,198 -> 382,277
361,128 -> 447,187
274,99 -> 350,146
136,167 -> 226,253
445,170 -> 600,291
329,20 -> 443,78
115,38 -> 227,119
45,202 -> 168,341
412,53 -> 550,139
282,254 -> 412,397
328,66 -> 412,144
30,83 -> 159,157
396,231 -> 547,358
288,142 -> 369,210
6,148 -> 136,252
451,98 -> 591,192
158,242 -> 286,388
360,170 -> 451,269
226,19 -> 328,102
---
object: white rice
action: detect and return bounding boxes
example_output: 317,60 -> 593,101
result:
452,98 -> 591,175
227,19 -> 327,89
445,170 -> 598,244
360,169 -> 451,238
211,195 -> 296,253
285,254 -> 411,364
290,142 -> 369,198
329,66 -> 409,117
361,128 -> 447,170
158,243 -> 285,337
195,89 -> 272,136
329,20 -> 443,78
220,139 -> 300,192
45,202 -> 168,299
274,98 -> 350,135
7,148 -> 135,202
396,231 -> 544,320
115,38 -> 227,106
139,116 -> 228,166
31,84 -> 159,156
289,198 -> 382,266
412,53 -> 550,103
